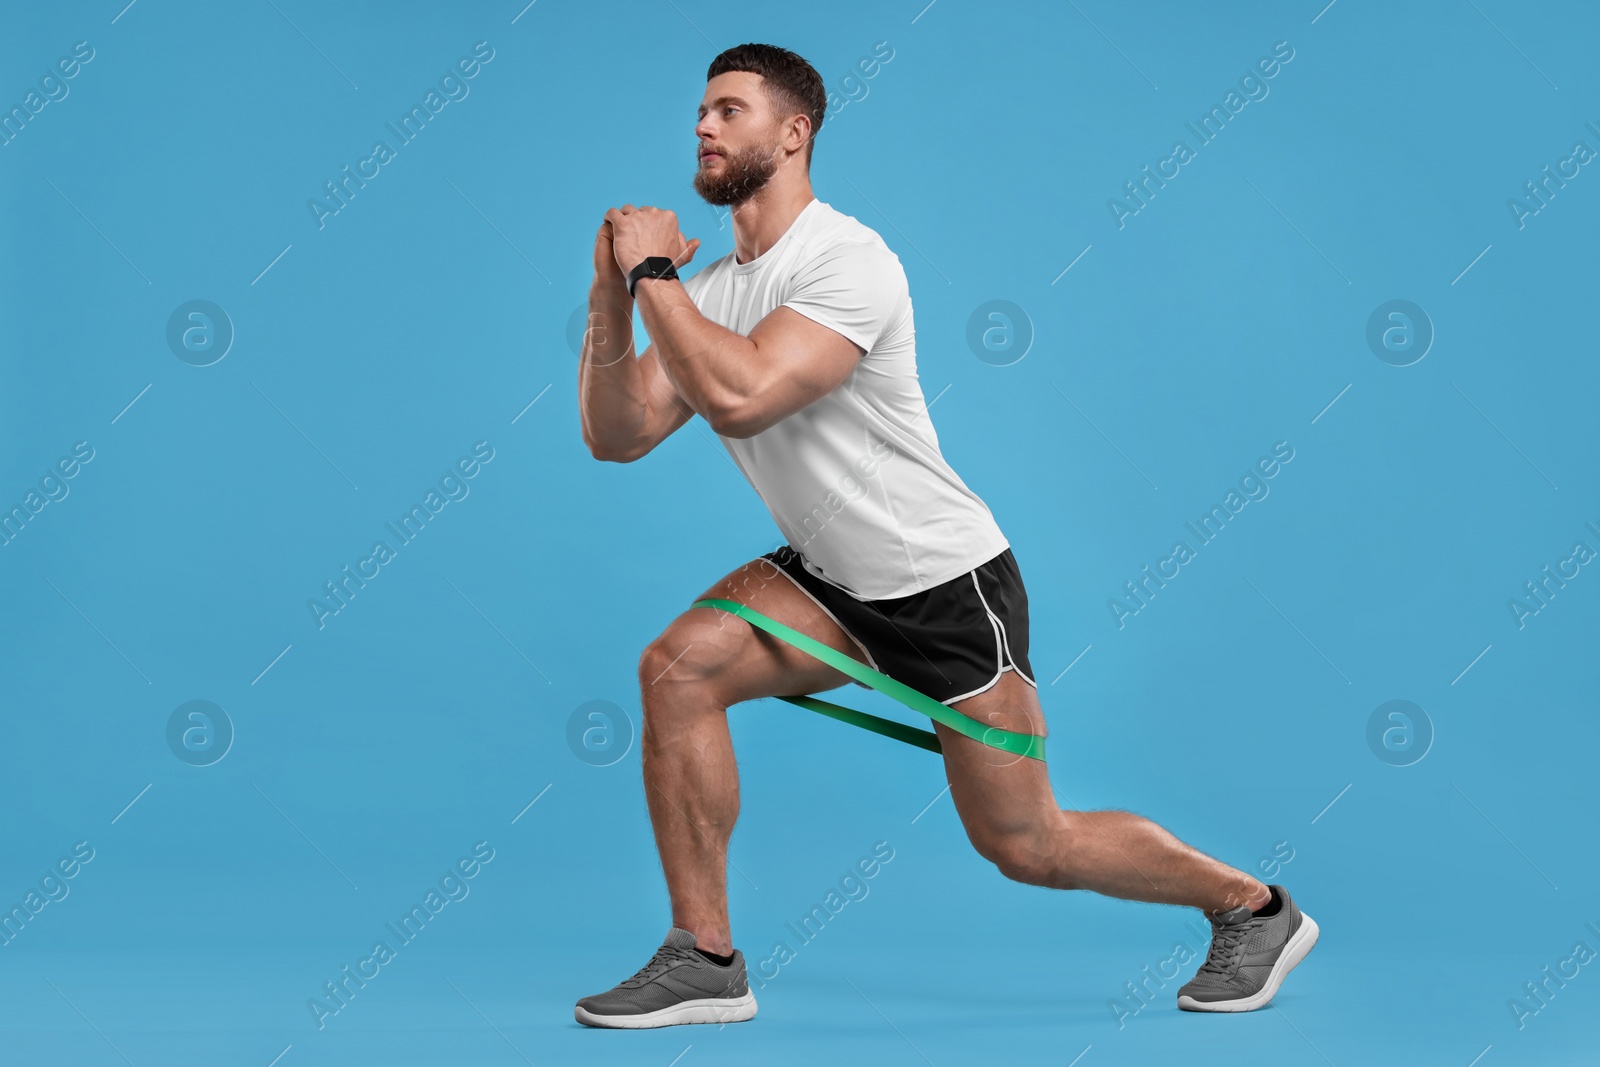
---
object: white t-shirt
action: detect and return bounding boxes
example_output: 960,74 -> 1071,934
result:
679,197 -> 1009,601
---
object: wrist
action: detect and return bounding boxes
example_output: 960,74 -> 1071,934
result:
632,274 -> 685,313
625,256 -> 679,298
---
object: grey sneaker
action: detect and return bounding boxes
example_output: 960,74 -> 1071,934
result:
1177,884 -> 1318,1012
574,927 -> 757,1029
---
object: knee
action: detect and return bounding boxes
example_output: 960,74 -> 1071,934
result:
970,814 -> 1078,888
980,834 -> 1055,887
638,618 -> 740,698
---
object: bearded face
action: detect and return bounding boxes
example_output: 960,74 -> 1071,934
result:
693,130 -> 783,206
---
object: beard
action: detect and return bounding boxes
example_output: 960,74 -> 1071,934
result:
693,139 -> 781,206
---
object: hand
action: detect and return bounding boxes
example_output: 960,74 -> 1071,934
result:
605,204 -> 700,283
593,214 -> 624,286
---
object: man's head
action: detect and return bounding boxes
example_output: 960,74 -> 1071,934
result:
693,43 -> 825,207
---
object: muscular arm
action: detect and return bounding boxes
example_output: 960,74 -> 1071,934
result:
576,276 -> 695,463
634,278 -> 863,439
577,206 -> 704,463
596,201 -> 868,442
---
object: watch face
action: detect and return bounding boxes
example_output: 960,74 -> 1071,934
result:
629,257 -> 677,297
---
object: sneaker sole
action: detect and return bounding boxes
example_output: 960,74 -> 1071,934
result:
574,991 -> 758,1029
1177,912 -> 1319,1013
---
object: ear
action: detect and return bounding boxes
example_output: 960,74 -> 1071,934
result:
789,112 -> 812,157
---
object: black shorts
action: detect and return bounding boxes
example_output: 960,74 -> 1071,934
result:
758,544 -> 1036,706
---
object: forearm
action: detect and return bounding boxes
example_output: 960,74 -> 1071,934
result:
634,277 -> 759,432
577,277 -> 646,456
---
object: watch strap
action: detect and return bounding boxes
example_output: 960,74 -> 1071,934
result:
626,256 -> 679,298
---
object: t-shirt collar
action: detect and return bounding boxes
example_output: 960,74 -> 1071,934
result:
731,197 -> 821,273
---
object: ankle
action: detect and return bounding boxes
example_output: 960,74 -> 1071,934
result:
680,924 -> 732,956
1249,884 -> 1281,917
1206,881 -> 1271,919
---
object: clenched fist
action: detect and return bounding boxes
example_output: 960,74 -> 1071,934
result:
603,204 -> 700,286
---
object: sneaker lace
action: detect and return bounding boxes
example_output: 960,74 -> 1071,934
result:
1196,917 -> 1262,977
617,943 -> 702,989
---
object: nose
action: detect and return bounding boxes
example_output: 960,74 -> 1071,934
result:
695,113 -> 716,141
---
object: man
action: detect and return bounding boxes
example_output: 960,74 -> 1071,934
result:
573,43 -> 1317,1029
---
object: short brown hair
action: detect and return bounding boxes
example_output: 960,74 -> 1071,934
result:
706,43 -> 825,165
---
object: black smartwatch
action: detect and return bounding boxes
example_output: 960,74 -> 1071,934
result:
626,256 -> 679,298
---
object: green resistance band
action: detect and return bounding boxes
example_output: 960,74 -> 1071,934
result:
691,597 -> 1046,762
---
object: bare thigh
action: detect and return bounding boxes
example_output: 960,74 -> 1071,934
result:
642,555 -> 872,704
931,671 -> 1059,845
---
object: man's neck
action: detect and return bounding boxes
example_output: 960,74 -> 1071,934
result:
729,182 -> 815,265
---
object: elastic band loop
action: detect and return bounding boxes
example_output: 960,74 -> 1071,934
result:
690,597 -> 1046,762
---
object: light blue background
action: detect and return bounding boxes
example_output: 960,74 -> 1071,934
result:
3,1 -> 1597,1064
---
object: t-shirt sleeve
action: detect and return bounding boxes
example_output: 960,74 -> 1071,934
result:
780,239 -> 905,354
